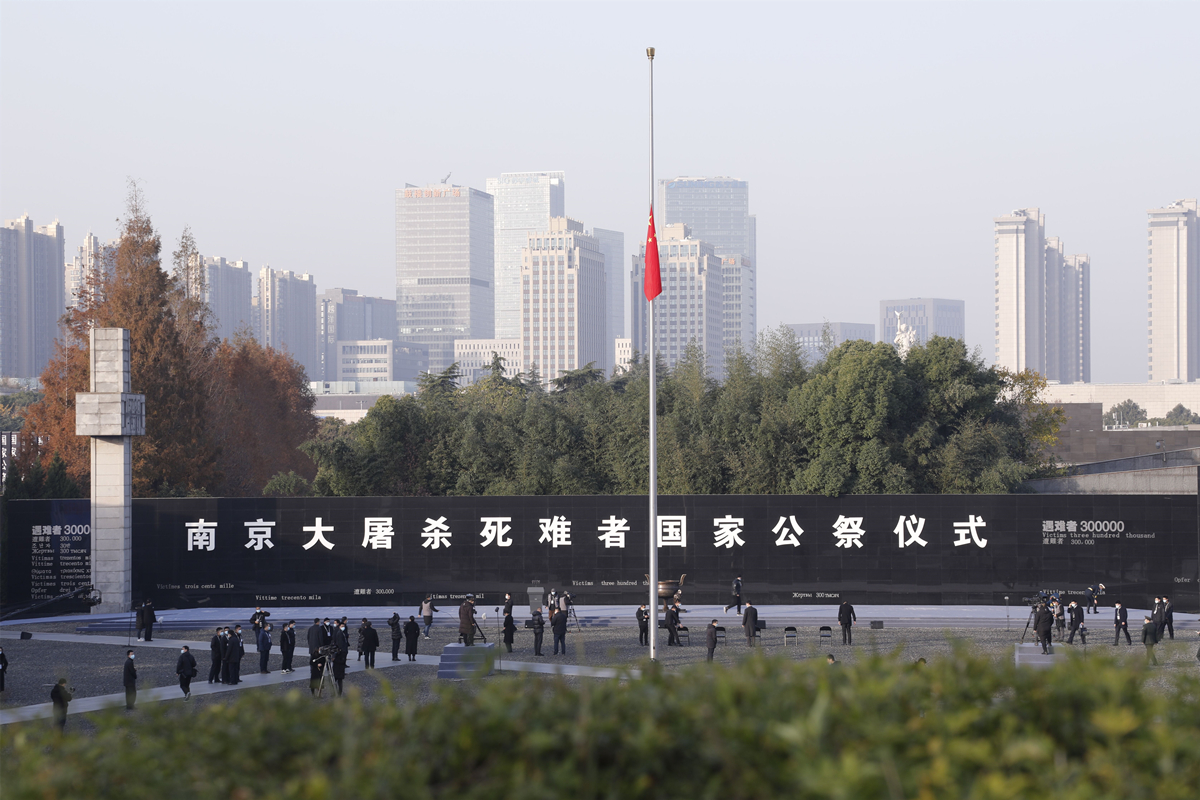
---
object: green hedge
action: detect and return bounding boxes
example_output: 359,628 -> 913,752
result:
4,650 -> 1199,799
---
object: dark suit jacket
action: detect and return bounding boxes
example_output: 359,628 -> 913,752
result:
1141,622 -> 1158,645
503,613 -> 517,643
307,624 -> 324,654
224,634 -> 244,663
636,608 -> 648,627
1114,607 -> 1128,627
706,625 -> 718,649
210,634 -> 223,660
667,607 -> 680,628
177,651 -> 197,677
1034,608 -> 1054,632
362,627 -> 380,650
551,611 -> 568,635
332,628 -> 349,655
123,659 -> 137,687
280,628 -> 296,654
742,606 -> 759,633
257,630 -> 272,653
838,604 -> 856,625
1069,605 -> 1085,626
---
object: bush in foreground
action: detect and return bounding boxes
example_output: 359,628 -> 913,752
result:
3,650 -> 1199,799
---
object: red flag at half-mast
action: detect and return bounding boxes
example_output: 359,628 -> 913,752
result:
644,205 -> 662,301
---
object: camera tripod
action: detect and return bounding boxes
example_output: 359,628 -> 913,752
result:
1019,606 -> 1038,644
315,654 -> 338,698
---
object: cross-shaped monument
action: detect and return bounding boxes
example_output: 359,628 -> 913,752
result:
74,328 -> 145,613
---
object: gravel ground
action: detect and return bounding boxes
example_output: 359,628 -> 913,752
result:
4,616 -> 1198,739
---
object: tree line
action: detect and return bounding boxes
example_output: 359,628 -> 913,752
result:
3,183 -> 317,499
296,331 -> 1063,498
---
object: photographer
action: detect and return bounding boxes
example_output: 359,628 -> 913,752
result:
459,596 -> 478,646
1033,603 -> 1054,655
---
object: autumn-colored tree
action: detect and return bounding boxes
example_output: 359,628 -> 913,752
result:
212,331 -> 318,495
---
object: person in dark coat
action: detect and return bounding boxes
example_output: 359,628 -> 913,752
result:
208,627 -> 224,683
459,597 -> 477,646
502,610 -> 517,653
0,646 -> 6,693
742,602 -> 759,647
306,618 -> 325,694
176,645 -> 197,699
136,599 -> 155,641
356,618 -> 369,662
724,576 -> 743,614
1113,602 -> 1131,645
666,601 -> 682,646
403,615 -> 421,661
531,607 -> 545,656
225,625 -> 245,684
1034,603 -> 1055,654
50,678 -> 72,732
551,608 -> 569,655
257,623 -> 273,674
503,593 -> 514,617
250,607 -> 270,634
837,601 -> 856,645
1141,615 -> 1159,666
1162,596 -> 1174,640
636,605 -> 649,646
331,623 -> 349,694
361,621 -> 379,669
1066,601 -> 1087,645
388,613 -> 403,661
706,619 -> 719,662
218,627 -> 232,684
1152,597 -> 1166,640
123,650 -> 138,710
280,621 -> 297,674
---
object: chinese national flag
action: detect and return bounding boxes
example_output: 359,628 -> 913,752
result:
643,204 -> 662,301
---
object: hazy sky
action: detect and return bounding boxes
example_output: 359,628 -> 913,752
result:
3,1 -> 1197,382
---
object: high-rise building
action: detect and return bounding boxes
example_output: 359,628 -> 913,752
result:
592,227 -> 624,371
329,339 -> 427,384
1061,254 -> 1091,383
257,267 -> 318,378
879,298 -> 965,349
316,288 -> 397,381
395,183 -> 495,373
454,338 -> 523,384
521,217 -> 606,385
993,208 -> 1046,373
1,215 -> 65,379
787,322 -> 875,363
658,177 -> 757,355
64,232 -> 117,310
630,223 -> 724,380
1147,199 -> 1199,382
194,256 -> 254,342
721,255 -> 756,354
486,172 -> 565,341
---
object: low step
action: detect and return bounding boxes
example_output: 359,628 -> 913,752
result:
1014,643 -> 1059,668
437,643 -> 496,680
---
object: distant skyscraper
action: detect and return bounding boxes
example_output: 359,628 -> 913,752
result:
631,223 -> 724,380
658,177 -> 757,352
1062,254 -> 1091,383
64,232 -> 116,310
522,218 -> 606,384
993,208 -> 1046,373
395,183 -> 494,372
1147,199 -> 1199,382
194,256 -> 254,342
592,227 -> 624,371
486,172 -> 565,341
786,322 -> 875,363
316,288 -> 397,381
879,298 -> 965,349
1,214 -> 65,379
257,266 -> 318,379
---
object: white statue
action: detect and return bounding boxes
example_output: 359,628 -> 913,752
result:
893,311 -> 917,361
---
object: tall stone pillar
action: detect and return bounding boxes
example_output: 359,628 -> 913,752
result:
75,328 -> 145,614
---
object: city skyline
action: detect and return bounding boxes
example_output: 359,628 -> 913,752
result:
3,3 -> 1198,382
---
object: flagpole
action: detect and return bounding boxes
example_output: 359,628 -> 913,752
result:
647,45 -> 658,663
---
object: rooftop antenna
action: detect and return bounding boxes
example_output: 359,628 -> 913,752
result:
441,172 -> 452,184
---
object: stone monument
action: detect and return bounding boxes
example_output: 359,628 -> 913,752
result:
74,328 -> 145,614
893,311 -> 917,361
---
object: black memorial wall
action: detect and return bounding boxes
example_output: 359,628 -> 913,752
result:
4,494 -> 1198,612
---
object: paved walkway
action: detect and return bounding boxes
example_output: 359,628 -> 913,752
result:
0,630 -> 636,725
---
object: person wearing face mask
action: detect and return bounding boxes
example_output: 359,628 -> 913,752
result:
331,623 -> 349,695
219,627 -> 232,684
257,623 -> 274,674
280,621 -> 297,674
225,625 -> 245,685
177,645 -> 197,699
123,650 -> 138,710
208,627 -> 224,683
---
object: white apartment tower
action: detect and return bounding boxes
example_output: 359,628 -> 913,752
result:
395,183 -> 495,372
257,267 -> 318,379
521,217 -> 606,385
486,172 -> 565,342
197,256 -> 254,342
994,208 -> 1045,373
64,232 -> 117,310
1147,199 -> 1199,382
630,223 -> 724,380
1,215 -> 65,379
